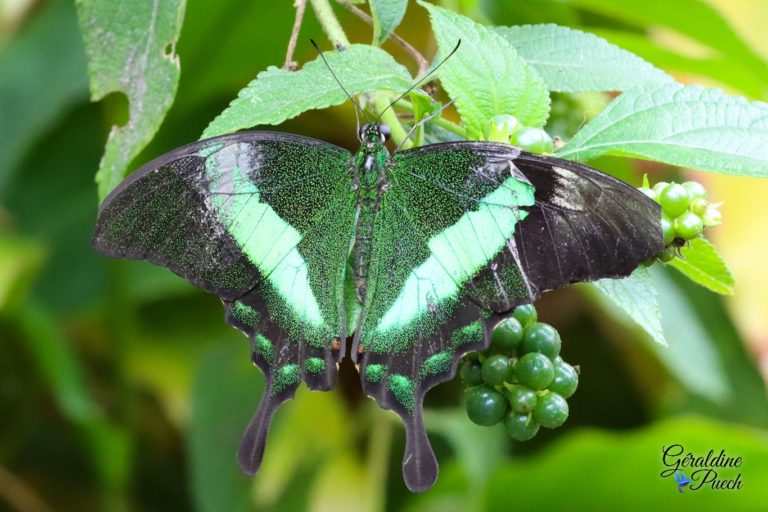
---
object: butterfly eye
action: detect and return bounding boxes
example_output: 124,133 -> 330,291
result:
379,124 -> 391,141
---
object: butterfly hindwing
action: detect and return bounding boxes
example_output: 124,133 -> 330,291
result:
93,132 -> 356,474
355,142 -> 662,491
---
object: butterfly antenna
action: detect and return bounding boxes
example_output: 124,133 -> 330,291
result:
394,98 -> 456,153
376,40 -> 461,124
310,39 -> 371,133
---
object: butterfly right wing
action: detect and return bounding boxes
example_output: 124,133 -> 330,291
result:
92,132 -> 356,475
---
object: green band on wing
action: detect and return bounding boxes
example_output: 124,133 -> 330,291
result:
304,357 -> 326,374
377,177 -> 534,332
205,144 -> 324,326
420,351 -> 453,378
387,374 -> 415,411
272,364 -> 301,395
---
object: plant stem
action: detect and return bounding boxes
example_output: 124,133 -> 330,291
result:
309,0 -> 349,47
283,0 -> 308,70
395,99 -> 467,138
336,0 -> 429,76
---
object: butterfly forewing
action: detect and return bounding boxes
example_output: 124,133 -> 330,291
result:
92,132 -> 356,474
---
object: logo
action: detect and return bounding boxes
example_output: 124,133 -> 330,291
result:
660,444 -> 743,492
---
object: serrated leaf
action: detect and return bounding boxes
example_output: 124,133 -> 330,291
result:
76,0 -> 186,200
572,0 -> 768,85
495,24 -> 673,92
420,2 -> 550,138
556,83 -> 768,177
203,45 -> 412,138
592,267 -> 666,346
668,238 -> 734,295
370,0 -> 408,45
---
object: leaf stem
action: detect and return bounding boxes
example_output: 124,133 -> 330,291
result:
395,99 -> 467,138
309,0 -> 349,48
283,0 -> 308,70
336,0 -> 429,76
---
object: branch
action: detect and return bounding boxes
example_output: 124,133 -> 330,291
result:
283,0 -> 308,70
336,0 -> 429,77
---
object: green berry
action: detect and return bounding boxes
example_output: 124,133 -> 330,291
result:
660,213 -> 675,246
465,386 -> 508,426
652,181 -> 670,196
481,355 -> 511,386
682,181 -> 708,202
483,114 -> 522,143
511,127 -> 554,154
521,322 -> 561,360
659,183 -> 690,218
638,187 -> 656,201
550,361 -> 579,398
533,392 -> 569,428
658,245 -> 677,262
674,211 -> 704,240
702,206 -> 722,227
515,353 -> 554,390
512,304 -> 537,328
460,361 -> 483,386
492,317 -> 524,352
505,412 -> 540,441
507,385 -> 537,414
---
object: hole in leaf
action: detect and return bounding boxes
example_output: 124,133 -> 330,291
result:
164,42 -> 175,57
102,91 -> 130,128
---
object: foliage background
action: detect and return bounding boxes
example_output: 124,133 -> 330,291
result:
1,0 -> 767,511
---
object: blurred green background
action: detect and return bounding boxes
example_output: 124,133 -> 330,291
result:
1,0 -> 768,511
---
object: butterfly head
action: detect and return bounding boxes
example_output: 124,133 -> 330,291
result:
359,122 -> 390,146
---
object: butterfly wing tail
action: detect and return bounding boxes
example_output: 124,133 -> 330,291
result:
402,393 -> 438,492
237,384 -> 281,475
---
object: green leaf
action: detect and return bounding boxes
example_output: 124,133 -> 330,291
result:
189,343 -> 261,512
495,24 -> 673,92
76,0 -> 186,199
484,415 -> 768,511
370,0 -> 408,45
0,234 -> 45,313
202,44 -> 412,138
572,0 -> 768,86
420,2 -> 550,138
668,238 -> 735,295
556,83 -> 768,177
0,0 -> 88,194
592,267 -> 666,346
591,28 -> 767,99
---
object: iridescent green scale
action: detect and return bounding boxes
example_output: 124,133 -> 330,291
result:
92,123 -> 662,492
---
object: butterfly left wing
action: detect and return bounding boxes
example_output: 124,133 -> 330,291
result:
355,142 -> 662,491
92,132 -> 357,475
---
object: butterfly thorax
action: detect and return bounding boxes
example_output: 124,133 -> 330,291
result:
351,136 -> 390,303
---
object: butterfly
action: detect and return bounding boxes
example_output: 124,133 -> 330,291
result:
92,120 -> 662,491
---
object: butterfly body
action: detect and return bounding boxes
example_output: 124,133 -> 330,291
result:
93,127 -> 662,492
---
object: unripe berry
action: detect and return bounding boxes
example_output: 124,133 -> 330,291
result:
481,354 -> 512,386
521,322 -> 561,360
505,412 -> 540,441
549,361 -> 579,398
660,214 -> 675,246
492,317 -> 524,353
674,211 -> 704,240
652,181 -> 670,196
515,353 -> 554,390
460,361 -> 483,386
659,183 -> 690,218
465,386 -> 508,426
506,385 -> 538,414
682,181 -> 708,202
512,304 -> 537,328
658,245 -> 677,262
533,392 -> 569,428
484,114 -> 521,143
511,127 -> 554,154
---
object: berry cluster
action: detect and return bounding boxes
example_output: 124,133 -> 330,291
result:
484,114 -> 554,154
460,304 -> 578,441
639,179 -> 722,262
